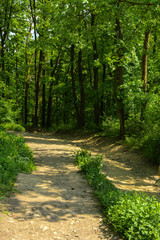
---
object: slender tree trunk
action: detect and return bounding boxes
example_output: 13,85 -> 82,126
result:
24,23 -> 33,125
140,29 -> 151,121
0,38 -> 5,97
0,0 -> 13,97
25,81 -> 29,125
35,50 -> 43,127
1,39 -> 5,72
84,20 -> 93,88
78,49 -> 85,127
142,30 -> 151,93
25,57 -> 34,125
41,54 -> 46,128
70,44 -> 81,127
25,60 -> 33,125
30,0 -> 40,127
88,57 -> 93,88
114,17 -> 125,139
91,14 -> 99,126
46,50 -> 61,128
153,33 -> 157,54
100,63 -> 106,118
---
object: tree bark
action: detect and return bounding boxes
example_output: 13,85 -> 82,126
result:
41,53 -> 46,128
140,29 -> 151,121
0,0 -> 14,97
34,50 -> 43,127
1,39 -> 5,72
114,16 -> 125,139
46,50 -> 61,128
84,20 -> 93,88
24,24 -> 34,125
78,49 -> 85,128
70,44 -> 81,127
142,30 -> 151,93
91,14 -> 99,126
100,63 -> 106,119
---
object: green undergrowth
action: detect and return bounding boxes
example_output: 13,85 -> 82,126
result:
75,150 -> 160,240
0,131 -> 36,195
0,123 -> 25,132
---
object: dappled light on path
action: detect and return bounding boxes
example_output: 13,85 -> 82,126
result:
71,134 -> 160,200
0,133 -> 120,240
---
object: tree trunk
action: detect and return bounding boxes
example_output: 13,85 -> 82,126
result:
24,24 -> 33,125
114,17 -> 125,139
46,83 -> 52,129
114,65 -> 125,139
46,51 -> 61,128
140,29 -> 151,121
70,44 -> 81,127
142,30 -> 151,93
84,20 -> 93,88
41,54 -> 46,128
91,14 -> 99,126
34,50 -> 43,127
1,39 -> 5,72
78,49 -> 85,128
25,81 -> 29,125
100,63 -> 106,119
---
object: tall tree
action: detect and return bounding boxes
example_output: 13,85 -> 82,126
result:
113,4 -> 125,139
140,29 -> 151,121
91,13 -> 100,126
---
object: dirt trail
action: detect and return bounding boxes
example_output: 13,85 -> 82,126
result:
75,134 -> 160,200
0,132 -> 159,240
0,132 -> 121,240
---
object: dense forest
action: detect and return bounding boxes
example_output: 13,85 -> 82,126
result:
0,0 -> 160,161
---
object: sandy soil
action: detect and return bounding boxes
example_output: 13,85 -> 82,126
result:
0,132 -> 159,240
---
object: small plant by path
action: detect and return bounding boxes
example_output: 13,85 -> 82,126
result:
75,150 -> 160,240
0,131 -> 36,195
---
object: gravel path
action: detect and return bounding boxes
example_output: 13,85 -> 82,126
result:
0,132 -> 120,240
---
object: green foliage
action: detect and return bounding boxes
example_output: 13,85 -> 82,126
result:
75,150 -> 160,240
108,192 -> 160,240
75,150 -> 103,173
0,131 -> 36,195
0,123 -> 25,132
0,99 -> 22,125
0,0 -> 160,168
142,128 -> 160,165
101,117 -> 120,138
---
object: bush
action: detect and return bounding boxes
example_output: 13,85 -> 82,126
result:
1,123 -> 25,132
101,117 -> 120,138
108,192 -> 160,240
0,131 -> 36,194
75,150 -> 160,240
141,129 -> 160,165
75,150 -> 103,174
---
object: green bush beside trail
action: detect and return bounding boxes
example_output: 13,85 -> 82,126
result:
0,131 -> 36,195
75,150 -> 160,240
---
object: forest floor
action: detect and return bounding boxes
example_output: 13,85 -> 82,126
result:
0,131 -> 160,240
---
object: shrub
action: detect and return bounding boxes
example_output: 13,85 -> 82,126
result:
142,129 -> 160,165
75,150 -> 160,240
1,123 -> 25,132
108,192 -> 160,240
0,131 -> 36,194
101,117 -> 120,138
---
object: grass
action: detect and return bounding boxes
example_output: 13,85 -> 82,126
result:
0,130 -> 36,196
75,150 -> 160,240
